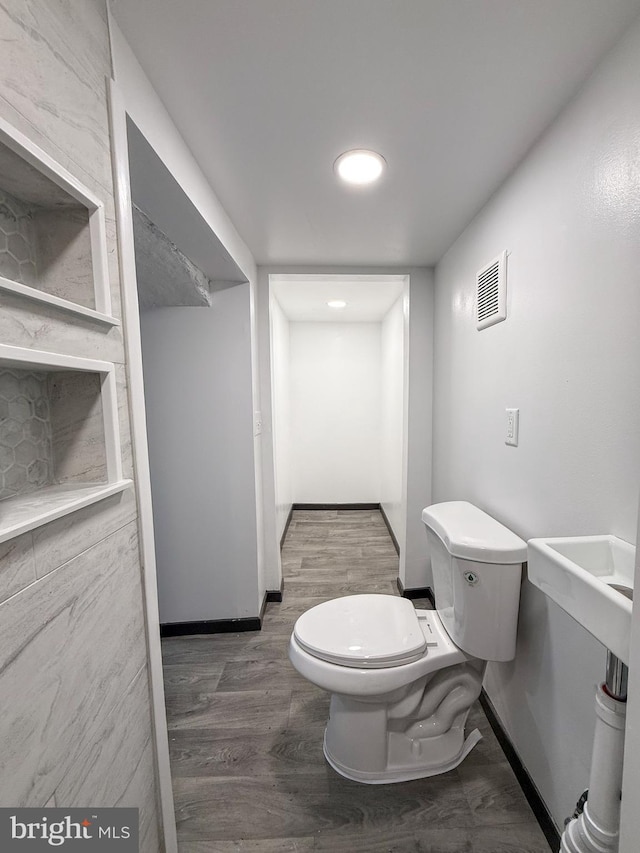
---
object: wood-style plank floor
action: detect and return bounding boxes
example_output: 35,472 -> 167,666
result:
162,509 -> 551,852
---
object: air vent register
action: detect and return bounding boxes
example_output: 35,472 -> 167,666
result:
476,250 -> 507,330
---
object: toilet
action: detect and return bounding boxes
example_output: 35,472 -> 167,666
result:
288,501 -> 527,784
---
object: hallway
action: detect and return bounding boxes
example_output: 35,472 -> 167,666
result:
162,509 -> 550,851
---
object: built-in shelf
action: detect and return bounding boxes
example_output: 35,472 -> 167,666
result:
0,480 -> 132,544
0,114 -> 114,319
0,345 -> 125,542
0,111 -> 125,545
0,276 -> 120,326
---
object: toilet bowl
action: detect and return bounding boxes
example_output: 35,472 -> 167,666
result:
288,501 -> 527,784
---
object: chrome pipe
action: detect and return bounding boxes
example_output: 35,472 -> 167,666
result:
605,652 -> 628,702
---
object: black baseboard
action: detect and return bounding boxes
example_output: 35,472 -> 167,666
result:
396,578 -> 435,606
266,579 -> 284,603
162,586 -> 284,637
280,507 -> 294,549
479,691 -> 560,853
292,502 -> 380,511
379,504 -> 400,556
160,617 -> 262,637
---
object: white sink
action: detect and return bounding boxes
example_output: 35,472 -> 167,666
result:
527,535 -> 635,665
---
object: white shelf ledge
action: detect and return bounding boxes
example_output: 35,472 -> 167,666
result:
0,480 -> 133,544
0,276 -> 120,326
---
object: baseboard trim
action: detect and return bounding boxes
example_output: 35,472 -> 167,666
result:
266,579 -> 284,603
396,578 -> 435,606
379,504 -> 400,556
292,502 -> 380,511
479,691 -> 560,853
163,584 -> 284,637
280,506 -> 294,549
160,617 -> 262,637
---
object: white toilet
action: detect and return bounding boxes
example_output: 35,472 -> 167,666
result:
288,501 -> 527,784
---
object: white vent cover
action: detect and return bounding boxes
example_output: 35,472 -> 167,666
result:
476,250 -> 507,330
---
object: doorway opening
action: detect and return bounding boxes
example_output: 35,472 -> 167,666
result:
269,273 -> 410,585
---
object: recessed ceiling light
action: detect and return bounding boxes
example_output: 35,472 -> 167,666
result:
327,300 -> 347,309
334,149 -> 386,185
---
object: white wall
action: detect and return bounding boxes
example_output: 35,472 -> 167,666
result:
433,17 -> 640,831
140,287 -> 260,623
109,18 -> 255,284
380,295 -> 405,540
271,296 -> 293,543
401,269 -> 435,590
109,16 -> 266,607
290,322 -> 382,503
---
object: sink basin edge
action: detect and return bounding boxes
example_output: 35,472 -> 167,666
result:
527,535 -> 635,666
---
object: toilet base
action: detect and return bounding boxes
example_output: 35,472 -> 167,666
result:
321,660 -> 485,784
324,725 -> 482,784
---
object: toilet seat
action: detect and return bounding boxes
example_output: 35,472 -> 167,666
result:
293,594 -> 427,668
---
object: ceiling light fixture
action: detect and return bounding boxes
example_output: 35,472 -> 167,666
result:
327,300 -> 347,309
334,149 -> 386,185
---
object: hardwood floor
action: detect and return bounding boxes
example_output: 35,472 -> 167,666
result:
162,509 -> 551,852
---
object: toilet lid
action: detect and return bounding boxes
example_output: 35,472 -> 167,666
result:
293,594 -> 427,668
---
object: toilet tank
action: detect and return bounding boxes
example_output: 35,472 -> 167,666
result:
422,502 -> 527,662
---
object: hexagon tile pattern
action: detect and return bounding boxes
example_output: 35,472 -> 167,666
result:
0,370 -> 54,500
0,188 -> 38,285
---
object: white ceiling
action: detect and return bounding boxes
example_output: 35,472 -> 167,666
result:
272,275 -> 405,322
111,0 -> 640,268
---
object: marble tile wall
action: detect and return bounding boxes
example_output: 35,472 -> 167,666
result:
0,1 -> 161,850
0,291 -> 125,362
0,187 -> 38,285
47,370 -> 107,484
31,486 -> 137,579
0,532 -> 37,606
0,367 -> 109,500
0,180 -> 93,308
0,495 -> 160,847
0,521 -> 145,804
32,207 -> 94,309
0,369 -> 54,499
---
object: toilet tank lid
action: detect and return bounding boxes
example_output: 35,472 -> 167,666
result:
422,501 -> 527,564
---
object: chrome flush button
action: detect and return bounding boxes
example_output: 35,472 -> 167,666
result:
464,570 -> 479,585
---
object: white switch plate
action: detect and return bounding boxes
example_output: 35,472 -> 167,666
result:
505,408 -> 519,446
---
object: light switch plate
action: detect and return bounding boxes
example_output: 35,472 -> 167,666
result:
506,408 -> 519,446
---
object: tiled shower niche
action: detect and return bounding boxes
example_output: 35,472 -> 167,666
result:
0,185 -> 92,307
0,116 -> 116,324
0,368 -> 107,501
0,190 -> 38,287
0,346 -> 128,544
0,370 -> 53,499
